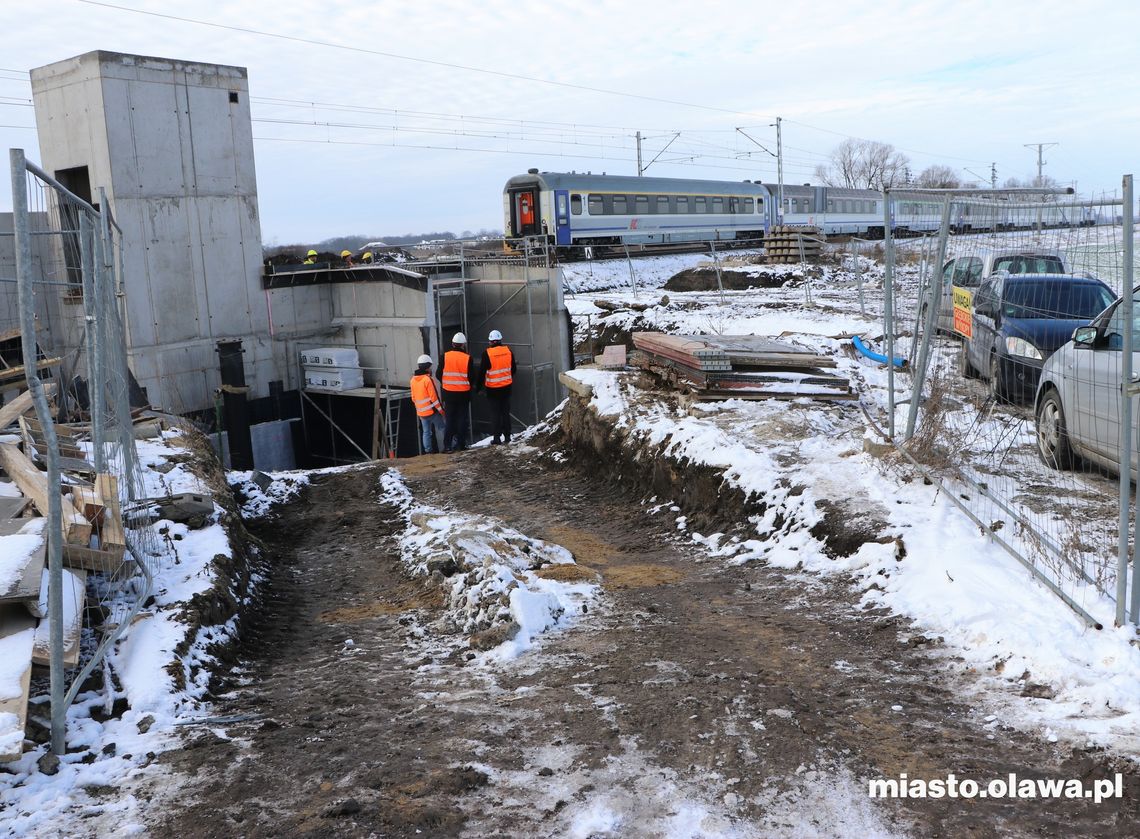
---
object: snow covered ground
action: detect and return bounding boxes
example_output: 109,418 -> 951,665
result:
0,429 -> 248,838
561,237 -> 1140,759
3,232 -> 1138,836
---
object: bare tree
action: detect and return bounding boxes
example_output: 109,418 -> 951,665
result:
814,139 -> 910,190
915,165 -> 960,189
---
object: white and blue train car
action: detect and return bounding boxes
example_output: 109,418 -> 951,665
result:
503,170 -> 771,253
766,184 -> 887,236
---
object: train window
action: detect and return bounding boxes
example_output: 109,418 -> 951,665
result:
712,197 -> 724,213
827,199 -> 834,211
728,197 -> 739,214
791,198 -> 798,211
744,198 -> 754,213
571,194 -> 583,215
588,194 -> 604,215
657,195 -> 670,214
613,195 -> 628,215
635,195 -> 650,214
695,197 -> 707,213
676,196 -> 689,213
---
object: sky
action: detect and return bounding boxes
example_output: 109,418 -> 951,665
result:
1,0 -> 1138,246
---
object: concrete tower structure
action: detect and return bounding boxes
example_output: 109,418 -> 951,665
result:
29,51 -> 287,414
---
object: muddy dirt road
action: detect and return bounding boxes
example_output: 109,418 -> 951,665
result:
153,436 -> 1136,838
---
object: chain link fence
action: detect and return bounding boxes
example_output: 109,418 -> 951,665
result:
879,183 -> 1137,628
7,149 -> 162,753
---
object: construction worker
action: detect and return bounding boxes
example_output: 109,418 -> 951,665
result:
478,329 -> 516,445
303,249 -> 318,265
441,332 -> 476,452
340,249 -> 355,267
410,354 -> 445,454
361,251 -> 374,264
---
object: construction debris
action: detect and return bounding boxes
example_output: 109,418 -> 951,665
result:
631,332 -> 853,401
594,345 -> 628,369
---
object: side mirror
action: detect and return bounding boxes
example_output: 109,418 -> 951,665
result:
1073,325 -> 1099,346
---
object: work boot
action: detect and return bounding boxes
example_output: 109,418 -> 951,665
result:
491,436 -> 502,445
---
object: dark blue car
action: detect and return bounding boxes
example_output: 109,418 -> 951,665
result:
962,272 -> 1115,402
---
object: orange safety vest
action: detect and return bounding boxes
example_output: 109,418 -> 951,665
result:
441,350 -> 471,392
485,345 -> 513,389
410,374 -> 443,417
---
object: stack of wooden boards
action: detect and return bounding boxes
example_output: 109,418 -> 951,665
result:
631,332 -> 853,401
764,226 -> 823,264
0,385 -> 132,762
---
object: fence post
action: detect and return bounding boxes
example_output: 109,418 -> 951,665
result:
904,200 -> 953,441
882,189 -> 896,438
11,149 -> 67,754
708,241 -> 725,306
1122,174 -> 1139,625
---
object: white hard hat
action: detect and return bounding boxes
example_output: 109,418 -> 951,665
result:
488,329 -> 503,341
452,332 -> 467,344
417,354 -> 432,365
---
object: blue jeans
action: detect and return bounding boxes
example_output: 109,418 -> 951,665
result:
420,412 -> 445,453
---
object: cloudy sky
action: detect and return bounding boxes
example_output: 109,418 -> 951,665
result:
1,0 -> 1137,245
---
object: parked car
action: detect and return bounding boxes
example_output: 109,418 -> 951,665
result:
1035,287 -> 1140,474
929,248 -> 1069,334
962,273 -> 1115,402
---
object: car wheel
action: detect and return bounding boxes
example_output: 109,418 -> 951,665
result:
1035,388 -> 1074,469
959,342 -> 977,378
988,354 -> 1006,400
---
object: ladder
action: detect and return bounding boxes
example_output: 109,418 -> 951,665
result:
371,383 -> 403,459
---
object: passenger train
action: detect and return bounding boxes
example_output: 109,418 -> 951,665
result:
502,170 -> 1093,255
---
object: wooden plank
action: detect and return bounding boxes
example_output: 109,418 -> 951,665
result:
95,474 -> 125,552
31,569 -> 86,668
0,357 -> 62,385
0,524 -> 46,609
0,383 -> 57,432
62,543 -> 125,574
0,496 -> 31,519
0,444 -> 92,545
70,486 -> 105,524
0,606 -> 35,762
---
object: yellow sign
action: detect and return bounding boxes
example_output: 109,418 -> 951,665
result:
952,286 -> 974,339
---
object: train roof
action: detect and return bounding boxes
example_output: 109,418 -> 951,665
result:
761,183 -> 881,199
505,171 -> 770,196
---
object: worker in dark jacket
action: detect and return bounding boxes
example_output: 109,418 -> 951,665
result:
410,354 -> 445,454
478,329 -> 516,445
441,332 -> 476,452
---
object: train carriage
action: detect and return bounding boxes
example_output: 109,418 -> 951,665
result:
503,171 -> 1095,255
504,170 -> 771,254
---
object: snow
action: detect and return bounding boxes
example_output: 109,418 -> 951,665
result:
0,626 -> 33,704
0,525 -> 42,594
379,468 -> 597,660
562,243 -> 1140,756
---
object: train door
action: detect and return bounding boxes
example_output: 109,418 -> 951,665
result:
553,190 -> 571,245
511,188 -> 540,237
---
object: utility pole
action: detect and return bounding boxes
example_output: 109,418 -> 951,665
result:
990,162 -> 997,190
771,117 -> 784,224
636,131 -> 643,176
1024,142 -> 1058,187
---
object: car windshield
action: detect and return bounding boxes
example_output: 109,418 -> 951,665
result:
1002,282 -> 1114,320
992,255 -> 1065,274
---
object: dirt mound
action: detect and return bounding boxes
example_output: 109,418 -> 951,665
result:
664,267 -> 786,292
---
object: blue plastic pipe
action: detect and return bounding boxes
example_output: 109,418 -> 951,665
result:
852,335 -> 908,369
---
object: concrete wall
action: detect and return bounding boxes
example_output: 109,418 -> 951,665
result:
465,262 -> 570,428
29,51 -> 301,414
328,278 -> 431,387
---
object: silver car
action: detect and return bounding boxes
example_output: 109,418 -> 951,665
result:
1034,287 -> 1139,474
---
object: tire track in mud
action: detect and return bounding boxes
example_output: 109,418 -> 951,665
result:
399,440 -> 1137,838
150,436 -> 1136,837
